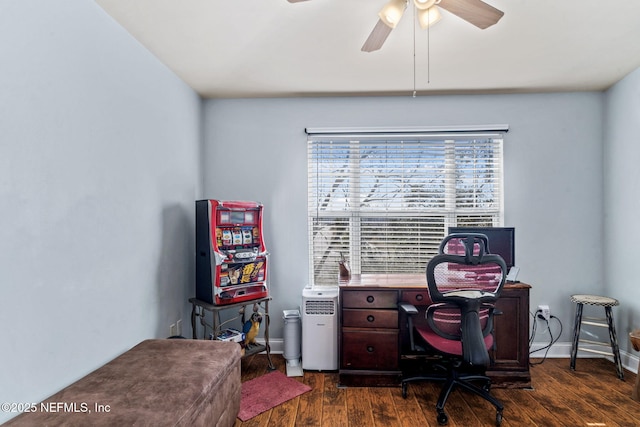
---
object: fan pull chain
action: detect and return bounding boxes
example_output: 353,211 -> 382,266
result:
413,4 -> 434,97
412,3 -> 417,97
427,7 -> 431,84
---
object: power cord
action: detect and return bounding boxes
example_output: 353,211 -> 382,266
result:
529,309 -> 563,365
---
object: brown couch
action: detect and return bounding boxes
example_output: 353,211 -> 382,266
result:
5,339 -> 241,427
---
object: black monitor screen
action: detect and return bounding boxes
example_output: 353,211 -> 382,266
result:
447,227 -> 515,269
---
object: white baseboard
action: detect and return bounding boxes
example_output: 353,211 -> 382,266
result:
256,338 -> 283,354
258,339 -> 639,375
530,340 -> 639,374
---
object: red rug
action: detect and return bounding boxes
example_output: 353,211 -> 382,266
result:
238,371 -> 312,421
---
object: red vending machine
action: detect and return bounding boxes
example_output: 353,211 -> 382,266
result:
196,200 -> 269,305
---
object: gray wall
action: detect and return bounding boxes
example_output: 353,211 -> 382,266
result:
0,1 -> 201,422
2,2 -> 637,421
203,92 -> 605,343
604,67 -> 640,354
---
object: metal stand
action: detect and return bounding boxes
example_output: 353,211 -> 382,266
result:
189,296 -> 275,370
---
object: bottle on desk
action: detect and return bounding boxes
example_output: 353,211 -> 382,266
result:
339,253 -> 351,280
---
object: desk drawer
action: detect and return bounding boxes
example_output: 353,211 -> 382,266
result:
343,308 -> 398,328
400,290 -> 432,306
342,290 -> 398,309
341,329 -> 399,370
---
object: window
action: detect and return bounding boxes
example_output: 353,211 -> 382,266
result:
307,128 -> 505,286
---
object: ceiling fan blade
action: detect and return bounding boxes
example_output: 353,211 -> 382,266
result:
437,0 -> 504,29
361,19 -> 393,52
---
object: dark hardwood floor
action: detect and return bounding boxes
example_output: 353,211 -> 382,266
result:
234,354 -> 639,427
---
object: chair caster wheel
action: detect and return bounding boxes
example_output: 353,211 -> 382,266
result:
401,382 -> 408,399
437,411 -> 448,425
496,411 -> 503,426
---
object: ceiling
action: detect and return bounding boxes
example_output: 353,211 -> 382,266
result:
95,0 -> 640,99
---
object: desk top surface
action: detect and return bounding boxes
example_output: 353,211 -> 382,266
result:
339,273 -> 530,289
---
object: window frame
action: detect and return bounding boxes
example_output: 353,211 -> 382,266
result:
307,128 -> 506,286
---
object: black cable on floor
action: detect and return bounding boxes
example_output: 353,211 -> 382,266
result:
529,314 -> 563,365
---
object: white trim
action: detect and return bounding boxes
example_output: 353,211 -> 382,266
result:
256,337 -> 283,354
530,340 -> 639,374
305,125 -> 510,135
258,338 -> 640,375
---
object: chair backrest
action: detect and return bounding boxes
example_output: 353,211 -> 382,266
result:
425,233 -> 507,367
428,233 -> 506,301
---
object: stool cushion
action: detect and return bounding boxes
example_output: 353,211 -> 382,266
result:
571,294 -> 619,307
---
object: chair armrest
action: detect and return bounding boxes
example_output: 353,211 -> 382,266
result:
399,302 -> 419,351
398,302 -> 419,315
426,303 -> 462,341
482,304 -> 498,337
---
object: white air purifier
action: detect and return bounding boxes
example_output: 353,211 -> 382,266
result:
302,286 -> 339,371
283,309 -> 303,377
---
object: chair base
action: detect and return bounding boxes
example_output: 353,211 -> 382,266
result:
402,366 -> 504,426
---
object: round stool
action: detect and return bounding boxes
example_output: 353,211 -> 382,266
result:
569,294 -> 624,379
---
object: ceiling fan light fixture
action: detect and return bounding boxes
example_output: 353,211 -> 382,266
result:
378,0 -> 407,29
417,6 -> 441,29
413,0 -> 437,10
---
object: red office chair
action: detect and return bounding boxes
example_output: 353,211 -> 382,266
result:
401,233 -> 507,426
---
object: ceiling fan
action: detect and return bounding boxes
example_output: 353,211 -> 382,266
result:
287,0 -> 504,52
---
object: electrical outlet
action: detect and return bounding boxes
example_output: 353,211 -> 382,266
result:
169,323 -> 177,337
537,304 -> 550,321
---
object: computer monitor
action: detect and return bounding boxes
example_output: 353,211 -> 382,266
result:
447,226 -> 515,269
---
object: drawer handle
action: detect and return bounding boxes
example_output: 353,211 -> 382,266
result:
367,346 -> 374,353
366,295 -> 375,303
416,294 -> 424,301
367,315 -> 375,323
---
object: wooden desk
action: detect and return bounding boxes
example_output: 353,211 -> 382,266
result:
338,274 -> 531,388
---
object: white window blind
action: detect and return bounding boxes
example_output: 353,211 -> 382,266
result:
307,129 -> 505,286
